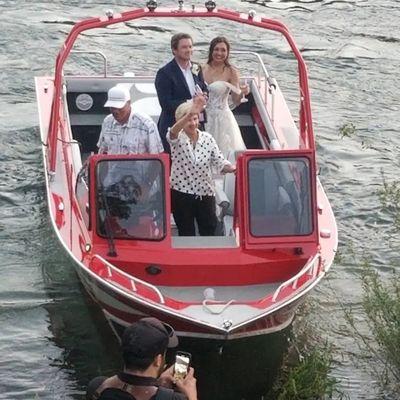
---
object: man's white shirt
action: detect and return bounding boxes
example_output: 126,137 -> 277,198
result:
178,61 -> 196,97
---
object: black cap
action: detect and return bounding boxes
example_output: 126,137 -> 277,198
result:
121,317 -> 178,359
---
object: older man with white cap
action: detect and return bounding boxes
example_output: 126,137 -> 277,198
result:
97,85 -> 164,155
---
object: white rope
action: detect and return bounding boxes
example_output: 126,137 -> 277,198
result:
202,299 -> 235,315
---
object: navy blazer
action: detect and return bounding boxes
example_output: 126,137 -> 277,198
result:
155,58 -> 207,152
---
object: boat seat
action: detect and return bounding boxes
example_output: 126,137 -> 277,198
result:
131,97 -> 161,120
134,83 -> 157,95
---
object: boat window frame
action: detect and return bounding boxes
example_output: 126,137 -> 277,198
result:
90,154 -> 170,242
237,150 -> 319,248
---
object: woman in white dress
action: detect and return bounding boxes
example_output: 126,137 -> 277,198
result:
202,36 -> 249,158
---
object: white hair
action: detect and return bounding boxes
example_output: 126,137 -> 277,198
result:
175,100 -> 194,120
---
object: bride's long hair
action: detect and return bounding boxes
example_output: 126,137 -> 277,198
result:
207,36 -> 231,68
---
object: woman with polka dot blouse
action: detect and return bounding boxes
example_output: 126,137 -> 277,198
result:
167,95 -> 236,236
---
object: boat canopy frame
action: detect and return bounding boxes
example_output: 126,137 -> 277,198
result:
47,4 -> 314,173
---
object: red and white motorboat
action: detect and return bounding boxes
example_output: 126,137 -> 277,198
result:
35,1 -> 337,340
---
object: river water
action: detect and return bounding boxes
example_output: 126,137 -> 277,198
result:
0,0 -> 399,399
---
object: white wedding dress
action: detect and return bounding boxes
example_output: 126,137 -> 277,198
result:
205,81 -> 246,158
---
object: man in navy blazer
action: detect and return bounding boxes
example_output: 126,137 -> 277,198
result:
155,33 -> 208,152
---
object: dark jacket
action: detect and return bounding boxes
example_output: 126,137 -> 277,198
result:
155,58 -> 207,152
86,373 -> 187,400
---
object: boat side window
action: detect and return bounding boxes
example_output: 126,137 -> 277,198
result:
248,157 -> 312,236
96,159 -> 165,240
76,163 -> 90,228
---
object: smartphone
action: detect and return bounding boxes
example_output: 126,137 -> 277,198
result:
173,351 -> 191,380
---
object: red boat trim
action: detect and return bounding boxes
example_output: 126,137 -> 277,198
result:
47,7 -> 314,172
52,193 -> 65,229
35,5 -> 339,339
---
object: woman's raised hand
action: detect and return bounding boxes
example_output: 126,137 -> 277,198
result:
191,94 -> 207,114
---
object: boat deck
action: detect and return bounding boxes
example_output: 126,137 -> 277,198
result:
158,282 -> 282,302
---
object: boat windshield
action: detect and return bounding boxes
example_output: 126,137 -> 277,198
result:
96,159 -> 165,240
248,157 -> 312,237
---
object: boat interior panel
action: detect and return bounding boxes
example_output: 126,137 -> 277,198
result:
66,76 -> 266,160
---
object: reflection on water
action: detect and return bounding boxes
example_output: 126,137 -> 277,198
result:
179,333 -> 289,400
37,225 -> 288,399
37,230 -> 119,396
44,287 -> 289,399
45,298 -> 121,394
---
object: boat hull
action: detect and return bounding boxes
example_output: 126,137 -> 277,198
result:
35,6 -> 338,342
74,262 -> 304,340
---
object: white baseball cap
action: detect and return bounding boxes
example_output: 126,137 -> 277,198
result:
104,85 -> 131,108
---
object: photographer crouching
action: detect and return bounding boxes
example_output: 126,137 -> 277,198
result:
86,318 -> 197,400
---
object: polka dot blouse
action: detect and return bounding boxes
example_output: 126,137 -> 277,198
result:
167,129 -> 231,196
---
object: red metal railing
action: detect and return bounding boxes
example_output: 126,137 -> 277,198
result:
90,254 -> 166,304
47,6 -> 314,172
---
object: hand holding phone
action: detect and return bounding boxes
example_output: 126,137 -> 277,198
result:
173,351 -> 191,380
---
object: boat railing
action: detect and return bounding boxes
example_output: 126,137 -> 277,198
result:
47,6 -> 315,175
272,253 -> 321,302
230,51 -> 272,106
230,50 -> 280,147
69,50 -> 108,77
91,254 -> 165,304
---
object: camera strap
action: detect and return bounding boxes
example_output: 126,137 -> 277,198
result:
118,373 -> 159,387
91,373 -> 176,400
118,373 -> 175,400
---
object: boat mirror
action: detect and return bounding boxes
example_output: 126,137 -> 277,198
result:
146,0 -> 158,12
205,0 -> 216,12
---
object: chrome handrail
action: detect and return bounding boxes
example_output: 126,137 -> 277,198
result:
230,50 -> 271,81
91,254 -> 165,304
230,50 -> 278,136
230,51 -> 272,104
272,253 -> 320,302
68,50 -> 108,77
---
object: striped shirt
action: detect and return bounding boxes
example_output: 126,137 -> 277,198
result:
97,109 -> 164,155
